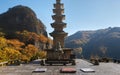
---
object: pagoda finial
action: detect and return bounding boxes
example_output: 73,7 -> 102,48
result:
57,0 -> 61,3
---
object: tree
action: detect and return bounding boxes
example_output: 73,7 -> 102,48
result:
3,47 -> 21,60
35,51 -> 46,59
0,33 -> 48,63
0,32 -> 5,37
7,39 -> 25,51
99,46 -> 107,57
20,44 -> 38,61
16,30 -> 48,44
38,34 -> 47,43
0,37 -> 7,50
73,47 -> 82,58
0,50 -> 7,62
20,55 -> 29,62
16,30 -> 32,43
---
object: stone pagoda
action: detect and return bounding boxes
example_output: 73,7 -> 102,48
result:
41,0 -> 76,66
50,0 -> 68,49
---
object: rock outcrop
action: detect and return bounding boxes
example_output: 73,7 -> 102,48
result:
0,5 -> 47,38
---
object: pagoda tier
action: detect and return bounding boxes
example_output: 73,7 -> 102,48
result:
53,9 -> 64,15
54,3 -> 64,9
51,22 -> 66,28
52,15 -> 65,21
50,31 -> 68,48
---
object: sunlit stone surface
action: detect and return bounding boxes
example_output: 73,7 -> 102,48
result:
0,59 -> 120,75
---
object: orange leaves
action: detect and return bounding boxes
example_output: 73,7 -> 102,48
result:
0,37 -> 7,50
0,50 -> 7,62
0,30 -> 49,62
24,44 -> 38,57
39,34 -> 48,43
19,44 -> 39,62
7,39 -> 24,47
16,30 -> 48,44
3,47 -> 21,60
36,51 -> 46,59
0,38 -> 40,62
7,39 -> 24,51
16,30 -> 31,42
20,55 -> 29,62
0,37 -> 24,61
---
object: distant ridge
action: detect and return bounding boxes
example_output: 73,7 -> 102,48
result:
65,27 -> 120,59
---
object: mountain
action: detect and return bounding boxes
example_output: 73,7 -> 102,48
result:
0,5 -> 47,38
65,27 -> 120,59
65,31 -> 95,48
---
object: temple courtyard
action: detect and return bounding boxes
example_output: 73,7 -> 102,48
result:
0,59 -> 120,75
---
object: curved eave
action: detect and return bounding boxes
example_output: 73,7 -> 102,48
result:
50,31 -> 68,37
53,9 -> 64,14
51,22 -> 66,28
54,3 -> 64,9
52,15 -> 65,20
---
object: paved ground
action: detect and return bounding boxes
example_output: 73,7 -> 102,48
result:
0,59 -> 120,75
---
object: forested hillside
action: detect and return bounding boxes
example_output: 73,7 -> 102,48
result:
0,5 -> 52,63
65,27 -> 120,59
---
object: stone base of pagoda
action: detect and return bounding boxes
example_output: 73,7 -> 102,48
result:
41,48 -> 76,65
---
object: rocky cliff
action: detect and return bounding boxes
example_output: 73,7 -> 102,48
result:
0,5 -> 47,38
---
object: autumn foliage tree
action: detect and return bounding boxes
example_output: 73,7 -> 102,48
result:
0,32 -> 5,37
3,47 -> 21,60
0,37 -> 7,50
0,37 -> 22,62
7,39 -> 25,51
0,31 -> 49,63
16,30 -> 48,44
20,44 -> 38,61
0,36 -> 47,63
0,50 -> 7,62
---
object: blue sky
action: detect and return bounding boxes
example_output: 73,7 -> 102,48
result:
0,0 -> 120,36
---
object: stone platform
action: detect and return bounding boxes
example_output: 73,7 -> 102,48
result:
0,59 -> 120,75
